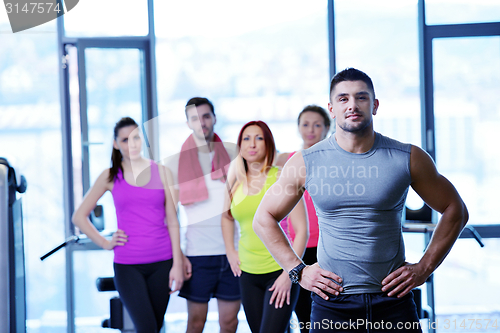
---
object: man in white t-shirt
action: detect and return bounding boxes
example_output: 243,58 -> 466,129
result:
166,97 -> 240,333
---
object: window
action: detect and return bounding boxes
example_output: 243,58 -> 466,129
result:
432,35 -> 500,321
425,0 -> 500,25
155,0 -> 330,158
433,36 -> 500,225
434,239 -> 500,321
63,0 -> 148,37
334,0 -> 421,146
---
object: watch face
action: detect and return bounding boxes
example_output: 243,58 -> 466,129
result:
289,266 -> 302,284
289,263 -> 305,283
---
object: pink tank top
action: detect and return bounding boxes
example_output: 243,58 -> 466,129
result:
280,152 -> 319,248
112,161 -> 173,264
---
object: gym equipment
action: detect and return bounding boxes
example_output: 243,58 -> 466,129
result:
96,277 -> 135,332
40,235 -> 79,261
0,158 -> 28,333
40,202 -> 135,332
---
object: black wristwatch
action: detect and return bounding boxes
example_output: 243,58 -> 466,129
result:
289,262 -> 306,284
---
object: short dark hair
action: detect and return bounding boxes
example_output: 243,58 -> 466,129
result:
329,68 -> 375,100
297,105 -> 330,128
185,97 -> 215,119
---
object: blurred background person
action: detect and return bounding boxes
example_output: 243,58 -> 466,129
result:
222,120 -> 308,333
72,117 -> 184,333
165,97 -> 241,333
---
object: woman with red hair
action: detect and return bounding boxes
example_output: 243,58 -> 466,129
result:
222,121 -> 308,333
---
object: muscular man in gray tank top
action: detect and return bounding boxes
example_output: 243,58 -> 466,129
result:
254,68 -> 468,332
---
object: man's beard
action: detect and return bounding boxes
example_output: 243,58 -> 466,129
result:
339,116 -> 372,133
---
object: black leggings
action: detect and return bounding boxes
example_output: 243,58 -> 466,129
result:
113,260 -> 172,333
294,247 -> 317,333
240,270 -> 300,333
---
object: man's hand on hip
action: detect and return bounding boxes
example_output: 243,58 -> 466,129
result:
381,262 -> 429,298
300,263 -> 343,300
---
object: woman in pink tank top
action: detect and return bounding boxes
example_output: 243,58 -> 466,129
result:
72,117 -> 183,333
275,105 -> 330,333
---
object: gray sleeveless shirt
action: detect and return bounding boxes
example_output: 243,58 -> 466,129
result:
302,132 -> 412,294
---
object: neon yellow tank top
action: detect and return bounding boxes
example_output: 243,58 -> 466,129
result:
230,167 -> 282,274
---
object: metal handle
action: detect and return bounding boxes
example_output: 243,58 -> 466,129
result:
40,235 -> 80,261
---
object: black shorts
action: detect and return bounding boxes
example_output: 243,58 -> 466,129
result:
179,255 -> 241,303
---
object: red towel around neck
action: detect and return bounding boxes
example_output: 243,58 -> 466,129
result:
178,133 -> 231,205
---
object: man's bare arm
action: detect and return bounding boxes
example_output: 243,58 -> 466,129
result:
382,146 -> 468,297
254,153 -> 306,270
254,152 -> 343,299
287,197 -> 308,260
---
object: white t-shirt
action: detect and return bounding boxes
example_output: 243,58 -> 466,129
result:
165,142 -> 239,256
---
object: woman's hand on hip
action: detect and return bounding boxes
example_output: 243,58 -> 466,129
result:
103,229 -> 128,250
